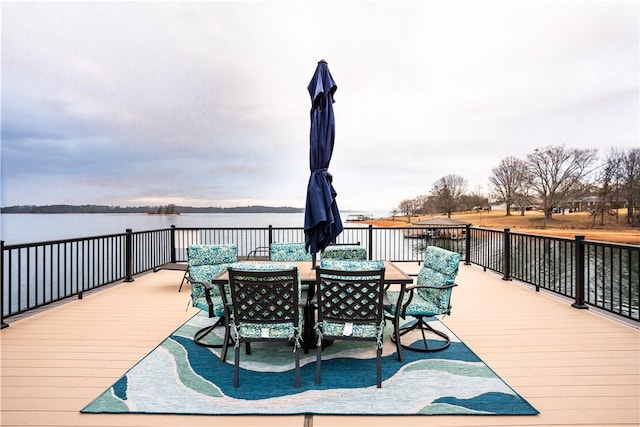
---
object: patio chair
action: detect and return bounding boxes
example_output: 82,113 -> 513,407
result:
186,244 -> 238,348
314,260 -> 386,388
221,263 -> 304,388
269,242 -> 313,261
385,246 -> 460,352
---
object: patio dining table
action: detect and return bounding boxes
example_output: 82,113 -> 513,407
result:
212,260 -> 413,359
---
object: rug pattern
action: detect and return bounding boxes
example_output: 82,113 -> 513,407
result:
82,312 -> 538,415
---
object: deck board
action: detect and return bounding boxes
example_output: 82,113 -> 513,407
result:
1,263 -> 638,427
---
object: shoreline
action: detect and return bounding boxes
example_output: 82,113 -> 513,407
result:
364,212 -> 640,245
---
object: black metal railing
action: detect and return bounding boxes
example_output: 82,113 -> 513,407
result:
2,224 -> 639,327
1,233 -> 128,320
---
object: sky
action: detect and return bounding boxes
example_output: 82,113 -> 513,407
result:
1,0 -> 638,212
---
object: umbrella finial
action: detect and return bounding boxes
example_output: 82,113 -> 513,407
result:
318,59 -> 327,64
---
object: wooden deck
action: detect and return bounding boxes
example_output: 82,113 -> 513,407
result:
1,263 -> 638,427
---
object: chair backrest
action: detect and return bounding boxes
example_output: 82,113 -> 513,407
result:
316,262 -> 385,325
188,244 -> 237,268
227,264 -> 300,327
417,247 -> 461,307
188,244 -> 238,302
420,246 -> 461,283
320,244 -> 367,260
319,259 -> 383,271
269,242 -> 313,262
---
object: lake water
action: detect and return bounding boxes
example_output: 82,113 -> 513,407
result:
0,212 -> 388,245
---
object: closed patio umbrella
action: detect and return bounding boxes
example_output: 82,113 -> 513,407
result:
304,60 -> 343,259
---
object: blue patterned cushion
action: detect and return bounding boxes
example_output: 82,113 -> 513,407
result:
190,283 -> 226,316
385,247 -> 459,318
322,245 -> 367,260
386,288 -> 452,317
422,246 -> 460,279
187,245 -> 237,315
188,244 -> 237,268
269,243 -> 313,261
237,323 -> 300,339
319,259 -> 383,271
417,247 -> 460,302
228,263 -> 304,343
318,321 -> 380,338
315,260 -> 385,346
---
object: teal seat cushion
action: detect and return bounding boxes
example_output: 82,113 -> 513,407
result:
386,289 -> 450,317
322,245 -> 367,260
189,264 -> 232,316
190,284 -> 226,316
319,259 -> 383,271
315,259 -> 385,346
386,247 -> 459,318
422,246 -> 460,279
228,263 -> 304,343
269,243 -> 313,262
188,244 -> 238,267
416,247 -> 460,302
187,244 -> 238,315
318,320 -> 380,338
237,323 -> 300,339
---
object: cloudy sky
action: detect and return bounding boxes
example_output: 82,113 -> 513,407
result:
1,0 -> 638,211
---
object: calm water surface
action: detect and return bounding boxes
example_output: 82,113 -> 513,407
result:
0,212 -> 386,245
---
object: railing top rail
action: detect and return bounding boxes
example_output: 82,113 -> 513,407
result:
3,232 -> 128,249
583,239 -> 640,249
506,230 -> 576,243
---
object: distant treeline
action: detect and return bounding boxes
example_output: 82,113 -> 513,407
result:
1,204 -> 303,214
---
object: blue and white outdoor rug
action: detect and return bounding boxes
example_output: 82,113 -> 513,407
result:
82,312 -> 538,415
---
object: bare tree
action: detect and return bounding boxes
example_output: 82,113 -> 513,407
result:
489,156 -> 529,216
430,174 -> 467,218
397,199 -> 413,218
526,145 -> 597,221
512,188 -> 534,216
596,148 -> 624,224
620,148 -> 640,226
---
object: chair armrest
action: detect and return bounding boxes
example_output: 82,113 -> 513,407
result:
404,282 -> 458,292
186,276 -> 216,293
153,262 -> 188,273
399,283 -> 457,315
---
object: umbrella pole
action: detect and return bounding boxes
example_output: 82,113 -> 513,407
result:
312,252 -> 317,269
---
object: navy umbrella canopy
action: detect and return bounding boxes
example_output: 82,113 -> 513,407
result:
304,60 -> 343,256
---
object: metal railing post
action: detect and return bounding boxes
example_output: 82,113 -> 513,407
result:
502,228 -> 512,281
572,235 -> 588,309
170,225 -> 177,263
124,229 -> 134,282
464,224 -> 471,265
368,225 -> 373,260
1,240 -> 8,329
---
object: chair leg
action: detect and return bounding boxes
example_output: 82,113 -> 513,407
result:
303,303 -> 314,354
315,345 -> 322,384
376,346 -> 382,388
178,271 -> 188,292
294,346 -> 301,388
233,344 -> 240,388
220,318 -> 231,362
194,317 -> 225,348
392,314 -> 404,362
392,316 -> 451,352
